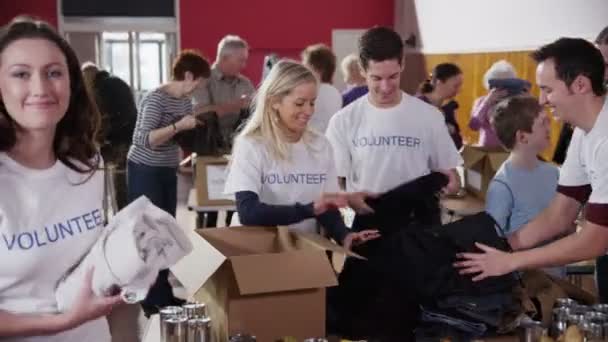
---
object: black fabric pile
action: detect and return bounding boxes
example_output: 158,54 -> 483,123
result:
329,172 -> 518,341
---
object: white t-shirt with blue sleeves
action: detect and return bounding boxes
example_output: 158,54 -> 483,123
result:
224,132 -> 340,234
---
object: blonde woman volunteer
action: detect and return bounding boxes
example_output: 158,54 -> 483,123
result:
224,60 -> 378,249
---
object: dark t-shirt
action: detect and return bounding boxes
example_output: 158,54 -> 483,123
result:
417,95 -> 463,149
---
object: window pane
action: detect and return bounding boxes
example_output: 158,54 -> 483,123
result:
139,42 -> 161,90
139,32 -> 165,41
102,32 -> 131,87
108,42 -> 131,86
103,32 -> 129,41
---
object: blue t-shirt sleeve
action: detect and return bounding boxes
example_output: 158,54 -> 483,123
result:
235,191 -> 350,244
235,191 -> 314,226
317,210 -> 349,244
485,179 -> 514,235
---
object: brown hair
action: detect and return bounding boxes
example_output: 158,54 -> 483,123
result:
531,37 -> 606,97
419,63 -> 462,94
0,17 -> 101,173
490,95 -> 542,150
172,49 -> 211,81
358,26 -> 403,71
301,44 -> 336,83
596,26 -> 608,45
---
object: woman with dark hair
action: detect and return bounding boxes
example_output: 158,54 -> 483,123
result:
417,63 -> 464,149
126,50 -> 210,315
0,18 -> 122,340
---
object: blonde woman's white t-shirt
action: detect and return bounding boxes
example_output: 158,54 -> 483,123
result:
0,153 -> 110,342
224,133 -> 339,233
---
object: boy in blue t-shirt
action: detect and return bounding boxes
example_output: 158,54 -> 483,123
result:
486,95 -> 571,278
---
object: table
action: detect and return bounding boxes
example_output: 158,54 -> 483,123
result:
187,189 -> 236,228
566,260 -> 595,287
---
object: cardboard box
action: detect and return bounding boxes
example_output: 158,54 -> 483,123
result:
167,226 -> 360,342
194,156 -> 234,207
461,145 -> 509,200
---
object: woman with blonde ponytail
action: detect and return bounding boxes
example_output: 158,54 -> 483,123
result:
225,60 -> 379,250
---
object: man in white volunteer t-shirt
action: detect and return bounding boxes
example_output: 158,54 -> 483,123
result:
326,26 -> 463,195
456,38 -> 608,281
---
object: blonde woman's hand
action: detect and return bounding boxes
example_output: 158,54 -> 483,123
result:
313,193 -> 349,216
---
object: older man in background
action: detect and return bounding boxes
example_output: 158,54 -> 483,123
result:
192,35 -> 255,227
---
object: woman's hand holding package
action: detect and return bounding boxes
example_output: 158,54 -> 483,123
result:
61,268 -> 123,330
175,114 -> 199,132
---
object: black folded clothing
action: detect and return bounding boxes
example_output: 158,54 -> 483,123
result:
351,172 -> 448,234
331,174 -> 517,340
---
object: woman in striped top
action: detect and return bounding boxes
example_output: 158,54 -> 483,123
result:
126,50 -> 210,315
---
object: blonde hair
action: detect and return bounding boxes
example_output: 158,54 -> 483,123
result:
483,60 -> 517,90
81,61 -> 98,91
341,53 -> 362,82
236,60 -> 318,161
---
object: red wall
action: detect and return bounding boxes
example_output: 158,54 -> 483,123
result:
179,0 -> 394,85
0,0 -> 58,28
1,0 -> 394,85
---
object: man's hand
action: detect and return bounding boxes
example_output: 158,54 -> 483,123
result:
453,243 -> 517,281
215,97 -> 250,116
346,191 -> 377,214
343,230 -> 381,251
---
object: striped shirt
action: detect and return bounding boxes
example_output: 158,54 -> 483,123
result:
127,88 -> 192,167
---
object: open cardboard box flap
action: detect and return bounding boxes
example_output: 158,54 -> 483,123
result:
487,151 -> 510,171
461,145 -> 487,168
292,231 -> 365,260
230,250 -> 338,295
172,226 -> 363,299
170,229 -> 226,298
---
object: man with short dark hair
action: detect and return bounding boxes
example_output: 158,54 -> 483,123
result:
326,27 -> 462,209
456,37 -> 608,281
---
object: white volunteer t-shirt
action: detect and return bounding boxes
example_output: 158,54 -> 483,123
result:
559,97 -> 608,212
326,92 -> 463,193
309,83 -> 342,134
224,133 -> 339,233
0,153 -> 110,342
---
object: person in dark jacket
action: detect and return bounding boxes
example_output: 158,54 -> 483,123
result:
82,63 -> 138,210
417,63 -> 464,150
